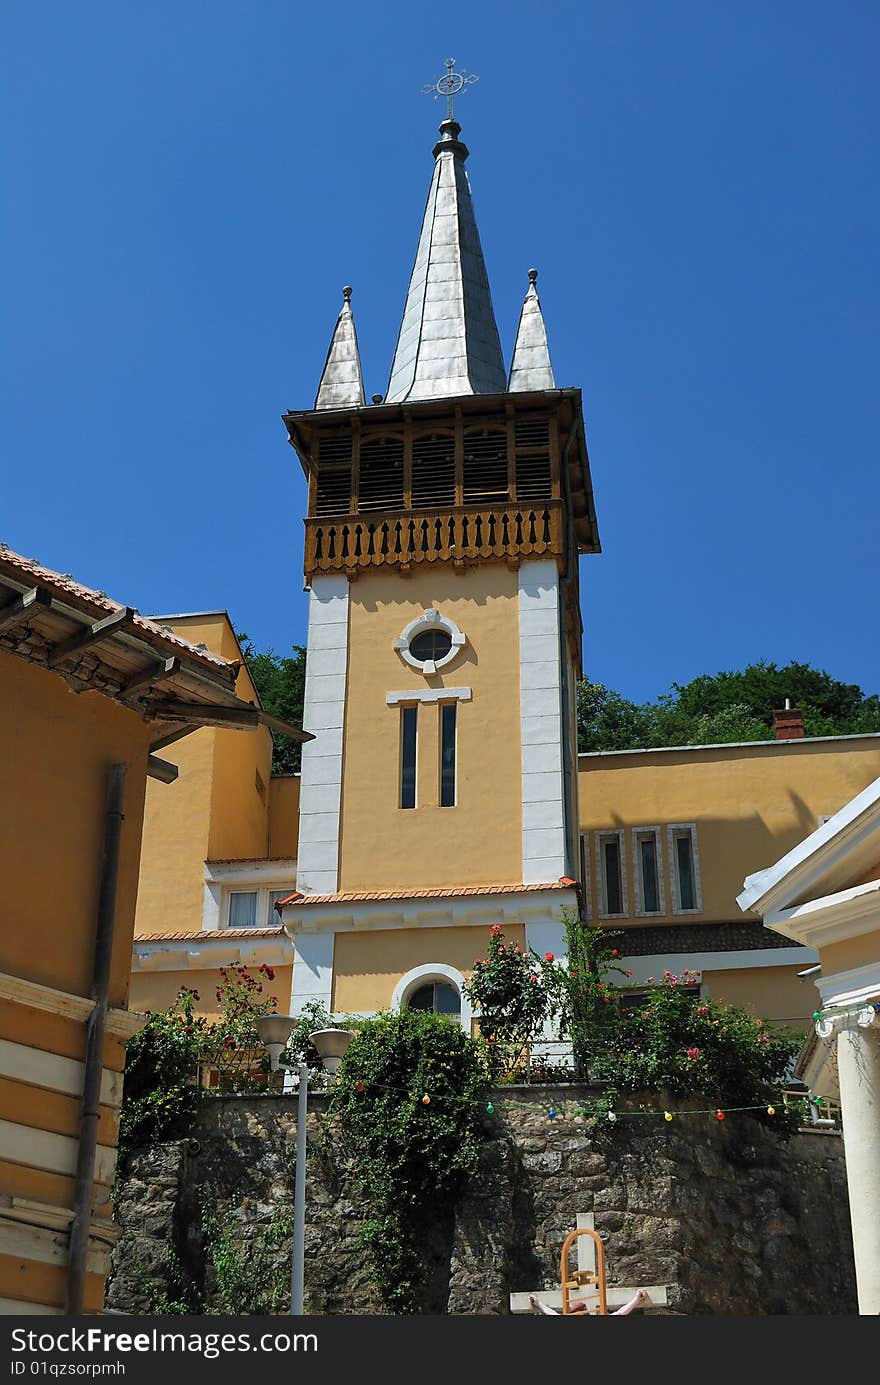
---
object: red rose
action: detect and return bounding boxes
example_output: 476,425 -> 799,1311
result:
544,952 -> 555,962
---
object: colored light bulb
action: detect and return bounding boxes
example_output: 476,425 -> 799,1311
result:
715,1110 -> 725,1121
548,1108 -> 557,1120
664,1110 -> 673,1122
767,1106 -> 775,1116
422,1094 -> 431,1106
607,1111 -> 617,1123
486,1102 -> 494,1114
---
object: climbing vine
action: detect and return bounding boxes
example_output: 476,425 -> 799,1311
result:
328,1009 -> 487,1313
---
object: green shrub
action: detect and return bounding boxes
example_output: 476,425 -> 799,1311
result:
329,1009 -> 487,1312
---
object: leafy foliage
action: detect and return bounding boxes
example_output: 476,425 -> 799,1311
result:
577,660 -> 880,752
118,987 -> 206,1163
555,910 -> 632,1080
461,924 -> 560,1080
329,1010 -> 487,1312
237,634 -> 307,773
119,966 -> 281,1161
202,1203 -> 293,1314
586,970 -> 803,1133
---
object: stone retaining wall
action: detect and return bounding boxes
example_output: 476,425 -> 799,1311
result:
107,1087 -> 856,1315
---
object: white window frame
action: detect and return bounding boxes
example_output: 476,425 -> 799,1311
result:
632,826 -> 665,917
202,859 -> 297,932
595,829 -> 627,919
393,608 -> 466,676
667,823 -> 702,915
226,885 -> 296,929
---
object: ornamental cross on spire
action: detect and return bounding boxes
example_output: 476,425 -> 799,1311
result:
422,57 -> 479,121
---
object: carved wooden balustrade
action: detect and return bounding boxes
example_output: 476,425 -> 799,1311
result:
304,499 -> 567,579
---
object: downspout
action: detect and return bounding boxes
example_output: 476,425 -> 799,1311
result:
66,762 -> 127,1314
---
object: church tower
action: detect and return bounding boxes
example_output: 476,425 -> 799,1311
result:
280,79 -> 600,1024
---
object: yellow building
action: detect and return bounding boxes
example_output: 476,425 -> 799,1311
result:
0,549 -> 306,1314
579,730 -> 880,1025
130,613 -> 300,1022
127,107 -> 880,1046
738,778 -> 880,1312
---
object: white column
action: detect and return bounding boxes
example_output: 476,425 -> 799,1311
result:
518,560 -> 566,885
297,576 -> 349,896
289,931 -> 335,1016
836,1012 -> 880,1314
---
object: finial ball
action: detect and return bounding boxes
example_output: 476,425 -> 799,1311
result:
528,268 -> 538,285
342,285 -> 353,302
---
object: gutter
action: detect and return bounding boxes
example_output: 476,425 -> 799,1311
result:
66,764 -> 126,1314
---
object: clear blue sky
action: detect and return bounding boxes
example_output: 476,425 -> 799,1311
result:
4,2 -> 878,703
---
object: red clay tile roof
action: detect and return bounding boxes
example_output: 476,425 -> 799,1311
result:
0,547 -> 238,677
134,928 -> 287,943
275,879 -> 578,910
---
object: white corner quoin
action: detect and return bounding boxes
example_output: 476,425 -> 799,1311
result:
518,560 -> 567,884
297,575 -> 349,896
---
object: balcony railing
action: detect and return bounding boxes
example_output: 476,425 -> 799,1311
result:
304,500 -> 567,578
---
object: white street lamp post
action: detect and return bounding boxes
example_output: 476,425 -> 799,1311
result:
255,1015 -> 354,1316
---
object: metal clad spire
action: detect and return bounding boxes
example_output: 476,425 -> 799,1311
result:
386,62 -> 506,403
314,286 -> 366,411
508,269 -> 556,392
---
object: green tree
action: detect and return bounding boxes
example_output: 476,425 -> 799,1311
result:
577,661 -> 880,752
576,680 -> 654,751
237,635 -> 306,773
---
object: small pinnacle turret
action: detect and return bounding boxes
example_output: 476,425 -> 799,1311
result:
507,269 -> 556,392
314,286 -> 366,411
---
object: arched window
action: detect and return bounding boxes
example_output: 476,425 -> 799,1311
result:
406,981 -> 461,1018
391,964 -> 473,1032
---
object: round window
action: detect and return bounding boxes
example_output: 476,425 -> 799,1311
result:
408,629 -> 453,664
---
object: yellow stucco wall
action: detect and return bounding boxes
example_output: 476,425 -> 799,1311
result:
700,964 -> 815,1027
332,923 -> 526,1013
135,728 -> 216,935
819,927 -> 880,980
0,651 -> 149,1007
130,964 -> 293,1022
269,775 -> 300,859
134,613 -> 273,935
579,738 -> 880,927
339,567 -> 524,892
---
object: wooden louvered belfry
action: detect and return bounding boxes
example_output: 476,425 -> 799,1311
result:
290,395 -> 596,581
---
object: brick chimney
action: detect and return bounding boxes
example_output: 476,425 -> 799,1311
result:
773,698 -> 805,740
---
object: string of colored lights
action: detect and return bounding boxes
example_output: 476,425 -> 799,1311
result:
338,1077 -> 830,1123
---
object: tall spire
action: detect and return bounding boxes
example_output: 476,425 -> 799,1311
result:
385,113 -> 507,403
508,269 -> 556,392
314,286 -> 366,411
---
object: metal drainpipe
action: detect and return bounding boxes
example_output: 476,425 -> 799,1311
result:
66,762 -> 127,1314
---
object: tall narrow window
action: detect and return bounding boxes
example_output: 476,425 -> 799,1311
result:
400,705 -> 418,809
669,825 -> 701,913
634,828 -> 663,915
440,703 -> 457,807
676,834 -> 695,910
597,832 -> 625,917
640,836 -> 659,912
604,840 -> 622,914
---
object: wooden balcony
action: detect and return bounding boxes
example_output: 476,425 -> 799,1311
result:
303,499 -> 568,580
